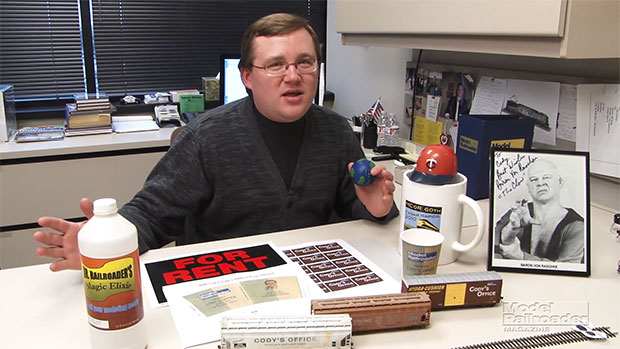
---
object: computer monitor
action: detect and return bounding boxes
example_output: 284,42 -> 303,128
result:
219,54 -> 248,105
219,53 -> 321,105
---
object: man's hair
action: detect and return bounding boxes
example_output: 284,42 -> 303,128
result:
239,13 -> 322,70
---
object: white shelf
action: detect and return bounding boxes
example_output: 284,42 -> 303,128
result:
0,127 -> 175,160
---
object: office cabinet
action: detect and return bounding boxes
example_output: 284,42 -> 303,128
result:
0,129 -> 175,268
336,0 -> 619,59
1,226 -> 56,269
0,151 -> 165,268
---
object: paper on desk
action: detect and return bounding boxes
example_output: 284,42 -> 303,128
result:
163,263 -> 311,348
142,242 -> 300,307
281,239 -> 400,299
112,115 -> 159,133
576,84 -> 620,178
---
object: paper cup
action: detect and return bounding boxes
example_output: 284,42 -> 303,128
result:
401,228 -> 444,276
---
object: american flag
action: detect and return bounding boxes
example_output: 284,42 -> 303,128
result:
367,98 -> 384,124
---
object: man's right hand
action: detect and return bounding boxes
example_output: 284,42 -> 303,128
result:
501,199 -> 535,245
33,198 -> 94,272
509,199 -> 535,228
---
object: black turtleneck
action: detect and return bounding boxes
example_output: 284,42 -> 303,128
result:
254,108 -> 306,189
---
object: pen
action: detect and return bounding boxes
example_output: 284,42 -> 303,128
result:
371,154 -> 395,162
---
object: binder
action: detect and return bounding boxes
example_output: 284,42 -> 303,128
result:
456,114 -> 534,199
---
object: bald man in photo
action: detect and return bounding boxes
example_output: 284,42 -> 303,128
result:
496,159 -> 585,263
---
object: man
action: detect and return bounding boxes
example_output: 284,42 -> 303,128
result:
428,75 -> 442,97
33,13 -> 398,272
444,82 -> 470,120
496,159 -> 584,262
264,279 -> 278,291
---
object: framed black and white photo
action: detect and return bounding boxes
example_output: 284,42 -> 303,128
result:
488,148 -> 590,276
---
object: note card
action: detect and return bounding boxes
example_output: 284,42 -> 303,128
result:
576,84 -> 620,178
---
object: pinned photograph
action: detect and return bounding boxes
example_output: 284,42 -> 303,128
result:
442,73 -> 474,120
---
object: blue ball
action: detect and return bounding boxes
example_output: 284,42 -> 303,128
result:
350,159 -> 376,186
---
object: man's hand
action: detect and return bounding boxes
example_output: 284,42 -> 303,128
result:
498,238 -> 524,259
348,162 -> 395,218
509,199 -> 537,228
501,199 -> 537,245
33,198 -> 94,272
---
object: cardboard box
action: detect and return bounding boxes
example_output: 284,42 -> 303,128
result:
169,89 -> 199,103
456,114 -> 534,199
202,77 -> 219,101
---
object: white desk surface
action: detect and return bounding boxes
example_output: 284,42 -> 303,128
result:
1,200 -> 618,349
0,128 -> 404,161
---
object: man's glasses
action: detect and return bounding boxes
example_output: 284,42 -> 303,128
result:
251,59 -> 318,77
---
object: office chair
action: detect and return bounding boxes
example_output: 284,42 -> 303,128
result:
170,126 -> 184,145
167,125 -> 192,247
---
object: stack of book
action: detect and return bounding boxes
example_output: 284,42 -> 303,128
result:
15,125 -> 65,143
65,93 -> 114,136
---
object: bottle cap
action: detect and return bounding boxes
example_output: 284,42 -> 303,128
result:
93,198 -> 118,215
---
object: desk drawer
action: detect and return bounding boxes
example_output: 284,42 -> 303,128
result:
0,151 -> 164,227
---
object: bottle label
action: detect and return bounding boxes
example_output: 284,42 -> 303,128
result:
81,250 -> 144,330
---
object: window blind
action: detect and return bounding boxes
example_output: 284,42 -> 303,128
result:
0,0 -> 326,103
0,1 -> 85,101
91,0 -> 326,97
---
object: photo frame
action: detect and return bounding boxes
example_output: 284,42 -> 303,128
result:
488,148 -> 590,276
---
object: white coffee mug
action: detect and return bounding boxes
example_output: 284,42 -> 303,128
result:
399,171 -> 486,265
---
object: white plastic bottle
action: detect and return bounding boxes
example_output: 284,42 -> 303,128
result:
384,112 -> 400,147
376,112 -> 388,147
78,198 -> 147,349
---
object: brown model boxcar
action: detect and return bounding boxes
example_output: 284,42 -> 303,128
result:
311,292 -> 431,333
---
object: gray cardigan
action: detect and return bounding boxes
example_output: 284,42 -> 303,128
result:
119,97 -> 399,253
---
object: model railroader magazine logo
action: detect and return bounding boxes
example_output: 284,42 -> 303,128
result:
502,301 -> 589,333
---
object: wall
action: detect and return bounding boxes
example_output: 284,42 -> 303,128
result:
326,0 -> 412,130
325,0 -> 619,211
